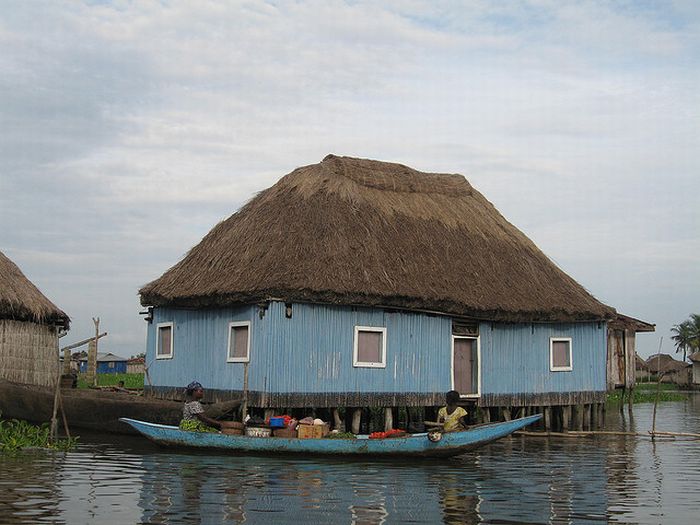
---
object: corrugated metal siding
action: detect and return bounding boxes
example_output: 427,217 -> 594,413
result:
146,302 -> 452,394
479,321 -> 607,395
146,303 -> 606,398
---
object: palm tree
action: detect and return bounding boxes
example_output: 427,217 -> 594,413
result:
689,314 -> 700,352
671,320 -> 695,362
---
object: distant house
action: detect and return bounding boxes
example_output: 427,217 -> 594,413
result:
634,353 -> 650,383
606,314 -> 655,390
688,352 -> 700,385
0,250 -> 70,386
139,155 -> 630,427
79,352 -> 128,374
127,356 -> 145,374
646,353 -> 691,385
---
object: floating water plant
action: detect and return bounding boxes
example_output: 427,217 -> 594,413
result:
0,416 -> 78,453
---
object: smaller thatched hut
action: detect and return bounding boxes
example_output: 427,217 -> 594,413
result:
0,250 -> 69,387
646,353 -> 690,385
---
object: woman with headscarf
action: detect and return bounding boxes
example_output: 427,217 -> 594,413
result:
179,381 -> 222,432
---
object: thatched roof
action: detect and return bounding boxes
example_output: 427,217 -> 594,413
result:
0,250 -> 69,328
140,155 -> 615,322
646,353 -> 689,374
689,351 -> 700,363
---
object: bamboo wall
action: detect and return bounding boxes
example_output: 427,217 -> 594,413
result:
0,319 -> 59,387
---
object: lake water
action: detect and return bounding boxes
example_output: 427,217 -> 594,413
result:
2,398 -> 700,525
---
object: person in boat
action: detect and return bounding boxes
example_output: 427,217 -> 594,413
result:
112,380 -> 129,393
179,381 -> 222,432
437,390 -> 469,432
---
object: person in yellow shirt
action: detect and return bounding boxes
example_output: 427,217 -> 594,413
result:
437,390 -> 468,432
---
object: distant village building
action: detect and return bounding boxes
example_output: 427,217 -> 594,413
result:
689,352 -> 700,385
127,356 -> 145,374
139,155 -> 651,430
607,315 -> 655,390
634,353 -> 651,383
646,353 -> 691,386
79,352 -> 128,374
0,250 -> 70,386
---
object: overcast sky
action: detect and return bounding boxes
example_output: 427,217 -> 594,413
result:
1,0 -> 698,360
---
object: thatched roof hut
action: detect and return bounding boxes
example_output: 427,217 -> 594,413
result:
0,250 -> 69,328
140,155 -> 615,323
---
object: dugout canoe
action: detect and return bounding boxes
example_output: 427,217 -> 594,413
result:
0,379 -> 240,435
119,414 -> 542,457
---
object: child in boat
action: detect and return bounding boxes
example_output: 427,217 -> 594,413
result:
437,390 -> 469,432
179,381 -> 222,432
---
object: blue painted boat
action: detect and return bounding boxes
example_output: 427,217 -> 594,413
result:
119,414 -> 541,457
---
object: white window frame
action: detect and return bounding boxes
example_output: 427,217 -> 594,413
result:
550,337 -> 573,372
227,321 -> 251,363
451,335 -> 481,398
353,326 -> 387,368
156,322 -> 174,360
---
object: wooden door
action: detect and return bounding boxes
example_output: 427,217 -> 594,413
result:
454,337 -> 478,395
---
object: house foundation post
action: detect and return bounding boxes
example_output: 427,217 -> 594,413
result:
351,408 -> 362,435
384,407 -> 393,431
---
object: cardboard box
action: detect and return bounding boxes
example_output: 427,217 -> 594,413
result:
297,424 -> 329,439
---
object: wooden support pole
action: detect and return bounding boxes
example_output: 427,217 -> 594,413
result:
351,408 -> 362,435
332,408 -> 343,431
384,407 -> 393,431
562,406 -> 571,432
502,407 -> 511,421
482,407 -> 491,423
583,404 -> 592,431
543,407 -> 551,431
90,317 -> 100,387
241,362 -> 249,421
574,405 -> 584,431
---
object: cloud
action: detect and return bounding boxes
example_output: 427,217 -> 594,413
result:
1,0 -> 698,358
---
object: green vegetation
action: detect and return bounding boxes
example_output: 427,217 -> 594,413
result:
325,432 -> 357,439
607,383 -> 687,404
0,417 -> 78,453
77,372 -> 144,389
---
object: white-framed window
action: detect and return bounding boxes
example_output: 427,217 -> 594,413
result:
156,322 -> 174,359
550,337 -> 573,372
227,321 -> 251,363
353,326 -> 386,368
451,335 -> 481,397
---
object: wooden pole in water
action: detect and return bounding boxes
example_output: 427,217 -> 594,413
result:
651,337 -> 665,441
384,407 -> 393,431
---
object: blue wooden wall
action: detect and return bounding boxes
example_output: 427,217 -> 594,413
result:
145,301 -> 606,398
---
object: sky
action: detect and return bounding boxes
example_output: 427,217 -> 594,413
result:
1,0 -> 698,360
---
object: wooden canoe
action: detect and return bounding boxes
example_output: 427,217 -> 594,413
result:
0,379 -> 240,435
119,414 -> 542,457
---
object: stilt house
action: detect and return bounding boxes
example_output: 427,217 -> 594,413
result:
0,250 -> 70,386
140,155 -> 626,425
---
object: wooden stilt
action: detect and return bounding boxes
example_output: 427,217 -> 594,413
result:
482,406 -> 491,423
332,408 -> 343,431
583,404 -> 591,431
544,407 -> 552,431
502,407 -> 511,421
574,405 -> 584,431
591,403 -> 598,430
384,407 -> 393,431
562,406 -> 571,432
352,408 -> 362,435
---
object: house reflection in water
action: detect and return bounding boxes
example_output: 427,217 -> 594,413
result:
135,443 -> 610,524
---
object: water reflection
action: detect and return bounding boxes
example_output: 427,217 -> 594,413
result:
1,400 -> 700,524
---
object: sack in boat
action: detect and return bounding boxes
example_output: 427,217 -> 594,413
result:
222,428 -> 244,436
